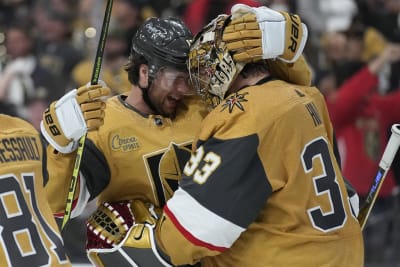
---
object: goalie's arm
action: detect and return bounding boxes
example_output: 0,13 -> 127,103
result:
265,55 -> 312,86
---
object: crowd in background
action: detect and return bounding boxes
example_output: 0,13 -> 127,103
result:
1,0 -> 400,266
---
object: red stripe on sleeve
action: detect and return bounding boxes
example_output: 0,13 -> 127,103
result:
164,204 -> 226,253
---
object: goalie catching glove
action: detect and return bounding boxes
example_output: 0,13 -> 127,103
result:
223,4 -> 308,63
86,200 -> 172,267
41,83 -> 110,153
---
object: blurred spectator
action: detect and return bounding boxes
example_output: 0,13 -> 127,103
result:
112,0 -> 155,56
319,19 -> 387,71
25,87 -> 50,130
35,6 -> 84,91
320,31 -> 349,69
351,0 -> 400,199
0,22 -> 35,115
182,0 -> 261,34
49,0 -> 78,13
298,0 -> 358,35
357,0 -> 400,93
72,29 -> 131,94
156,0 -> 193,17
297,0 -> 358,70
326,43 -> 400,264
345,18 -> 387,62
319,44 -> 400,198
0,101 -> 18,116
355,0 -> 400,42
266,0 -> 297,13
0,22 -> 58,118
0,0 -> 33,27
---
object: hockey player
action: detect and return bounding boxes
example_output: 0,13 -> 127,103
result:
40,17 -> 208,266
42,16 -> 204,211
0,115 -> 71,267
40,8 -> 317,266
154,6 -> 364,266
0,83 -> 108,267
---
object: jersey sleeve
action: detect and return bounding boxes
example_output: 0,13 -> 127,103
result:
79,137 -> 111,200
44,136 -> 110,216
45,145 -> 79,215
266,55 -> 312,86
157,134 -> 272,265
0,115 -> 71,266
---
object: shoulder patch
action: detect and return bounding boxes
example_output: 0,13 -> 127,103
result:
221,92 -> 249,113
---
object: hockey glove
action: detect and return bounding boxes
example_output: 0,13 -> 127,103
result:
41,83 -> 110,153
223,4 -> 308,63
86,200 -> 172,267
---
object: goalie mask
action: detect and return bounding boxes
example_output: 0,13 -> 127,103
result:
188,14 -> 245,109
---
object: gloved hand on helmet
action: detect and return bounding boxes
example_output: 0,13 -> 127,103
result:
223,4 -> 308,63
41,82 -> 110,153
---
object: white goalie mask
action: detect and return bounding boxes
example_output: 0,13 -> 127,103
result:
188,14 -> 245,109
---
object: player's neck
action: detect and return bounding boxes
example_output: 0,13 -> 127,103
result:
125,86 -> 154,115
228,72 -> 270,94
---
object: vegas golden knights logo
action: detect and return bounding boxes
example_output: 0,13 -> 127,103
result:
144,142 -> 192,206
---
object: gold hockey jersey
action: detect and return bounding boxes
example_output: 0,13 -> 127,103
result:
158,79 -> 364,266
0,114 -> 70,267
45,94 -> 208,214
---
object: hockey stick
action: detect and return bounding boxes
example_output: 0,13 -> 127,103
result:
61,0 -> 114,230
357,123 -> 400,230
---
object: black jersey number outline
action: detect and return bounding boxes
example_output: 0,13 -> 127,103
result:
301,137 -> 347,232
183,145 -> 221,184
0,173 -> 68,266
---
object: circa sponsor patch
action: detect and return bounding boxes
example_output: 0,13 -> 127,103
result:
110,134 -> 140,152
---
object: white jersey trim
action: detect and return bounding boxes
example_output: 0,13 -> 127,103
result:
167,188 -> 245,248
70,173 -> 90,218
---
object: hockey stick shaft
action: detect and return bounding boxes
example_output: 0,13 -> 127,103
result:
61,0 -> 114,230
358,123 -> 400,230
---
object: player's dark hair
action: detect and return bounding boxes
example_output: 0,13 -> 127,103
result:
124,53 -> 147,85
240,61 -> 269,79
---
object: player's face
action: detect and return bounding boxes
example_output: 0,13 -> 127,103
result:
148,67 -> 194,117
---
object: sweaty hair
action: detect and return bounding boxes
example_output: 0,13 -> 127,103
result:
124,52 -> 148,85
240,60 -> 269,79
